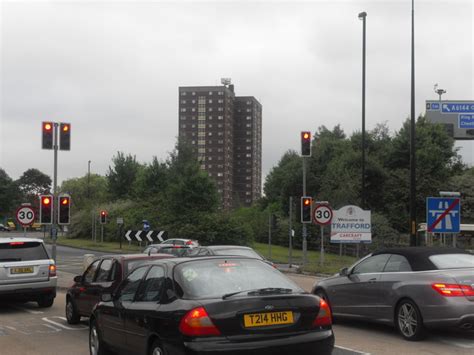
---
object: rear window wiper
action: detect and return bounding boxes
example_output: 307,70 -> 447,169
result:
223,287 -> 293,299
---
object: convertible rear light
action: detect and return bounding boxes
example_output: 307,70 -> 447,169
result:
432,283 -> 474,297
179,307 -> 221,337
313,298 -> 332,327
49,264 -> 57,277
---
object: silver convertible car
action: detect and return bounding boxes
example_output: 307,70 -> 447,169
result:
312,247 -> 474,341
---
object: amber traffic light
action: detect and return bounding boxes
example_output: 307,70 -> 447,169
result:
59,123 -> 71,150
58,195 -> 71,225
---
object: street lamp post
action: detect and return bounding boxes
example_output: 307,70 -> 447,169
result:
358,11 -> 367,210
409,0 -> 417,246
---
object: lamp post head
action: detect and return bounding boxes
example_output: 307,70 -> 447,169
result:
358,11 -> 367,20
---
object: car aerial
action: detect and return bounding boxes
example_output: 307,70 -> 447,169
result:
66,253 -> 174,324
0,238 -> 57,307
184,245 -> 276,267
144,244 -> 192,257
312,247 -> 474,341
89,256 -> 335,355
160,238 -> 199,247
0,224 -> 11,231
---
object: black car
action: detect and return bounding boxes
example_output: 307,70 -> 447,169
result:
89,257 -> 334,355
66,253 -> 173,324
184,245 -> 276,267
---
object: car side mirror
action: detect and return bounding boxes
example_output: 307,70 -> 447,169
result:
101,293 -> 113,302
74,275 -> 83,283
339,267 -> 349,276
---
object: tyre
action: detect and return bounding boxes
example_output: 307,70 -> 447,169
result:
66,297 -> 81,324
37,295 -> 54,308
89,319 -> 110,355
149,339 -> 167,355
395,299 -> 425,341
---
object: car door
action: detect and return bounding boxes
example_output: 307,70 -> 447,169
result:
75,259 -> 100,315
378,254 -> 413,322
124,265 -> 166,354
332,254 -> 390,318
100,266 -> 149,352
85,259 -> 114,314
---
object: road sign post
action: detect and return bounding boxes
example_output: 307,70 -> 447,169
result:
313,203 -> 333,267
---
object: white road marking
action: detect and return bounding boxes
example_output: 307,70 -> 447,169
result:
42,317 -> 88,330
335,345 -> 371,354
10,305 -> 44,315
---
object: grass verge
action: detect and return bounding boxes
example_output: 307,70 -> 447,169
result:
253,242 -> 357,275
45,236 -> 143,254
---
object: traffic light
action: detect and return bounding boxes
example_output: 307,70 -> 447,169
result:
59,123 -> 71,150
271,214 -> 280,230
301,131 -> 311,157
58,195 -> 71,225
100,210 -> 107,224
301,196 -> 312,223
39,195 -> 53,224
42,122 -> 54,149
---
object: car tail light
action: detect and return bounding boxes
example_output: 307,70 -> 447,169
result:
432,283 -> 474,297
186,240 -> 193,245
313,298 -> 332,327
179,307 -> 221,337
10,242 -> 25,246
49,264 -> 57,277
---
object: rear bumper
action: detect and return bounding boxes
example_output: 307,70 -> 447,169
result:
0,277 -> 57,300
422,301 -> 474,328
170,329 -> 335,355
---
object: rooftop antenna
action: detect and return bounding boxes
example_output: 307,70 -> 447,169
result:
221,78 -> 231,87
434,83 -> 446,101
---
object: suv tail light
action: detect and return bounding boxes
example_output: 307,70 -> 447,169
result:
179,307 -> 221,337
432,283 -> 474,297
49,264 -> 57,277
313,298 -> 332,327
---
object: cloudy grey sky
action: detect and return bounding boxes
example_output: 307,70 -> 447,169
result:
1,0 -> 473,184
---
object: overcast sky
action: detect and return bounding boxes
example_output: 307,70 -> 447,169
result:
1,0 -> 473,185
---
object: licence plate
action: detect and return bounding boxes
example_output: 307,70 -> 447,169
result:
244,311 -> 294,327
10,267 -> 34,274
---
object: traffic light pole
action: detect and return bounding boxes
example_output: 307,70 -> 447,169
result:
288,196 -> 293,266
302,157 -> 307,265
51,123 -> 59,262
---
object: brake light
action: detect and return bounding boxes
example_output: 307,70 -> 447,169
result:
186,241 -> 193,245
9,242 -> 25,246
313,298 -> 332,327
432,283 -> 474,297
179,307 -> 221,337
49,264 -> 57,277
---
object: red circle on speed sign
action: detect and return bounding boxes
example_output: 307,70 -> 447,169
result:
16,206 -> 36,227
313,204 -> 333,225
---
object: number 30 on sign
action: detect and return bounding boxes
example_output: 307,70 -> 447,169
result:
16,206 -> 36,226
313,204 -> 333,225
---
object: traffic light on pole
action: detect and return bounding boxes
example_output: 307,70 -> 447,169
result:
301,131 -> 311,157
301,196 -> 312,223
39,195 -> 53,224
42,122 -> 54,149
59,123 -> 71,151
58,195 -> 71,225
100,210 -> 107,224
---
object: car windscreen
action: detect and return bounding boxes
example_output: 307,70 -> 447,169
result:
158,247 -> 189,257
174,258 -> 302,299
212,248 -> 263,259
125,259 -> 154,273
429,253 -> 474,269
0,242 -> 49,261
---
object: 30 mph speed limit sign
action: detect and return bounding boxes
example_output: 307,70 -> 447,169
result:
16,206 -> 36,227
313,204 -> 333,225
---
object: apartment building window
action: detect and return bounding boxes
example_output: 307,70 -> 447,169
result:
209,91 -> 213,95
246,123 -> 251,128
208,148 -> 213,152
246,146 -> 251,150
191,140 -> 196,144
180,116 -> 186,120
218,99 -> 224,103
208,132 -> 213,136
246,109 -> 251,112
180,108 -> 186,112
218,91 -> 223,95
181,92 -> 187,96
181,100 -> 186,104
192,92 -> 196,95
192,100 -> 196,104
218,148 -> 223,152
209,108 -> 213,112
218,132 -> 223,136
217,172 -> 223,177
209,99 -> 213,103
246,101 -> 251,105
180,124 -> 186,128
218,124 -> 223,128
218,116 -> 223,120
246,153 -> 251,158
218,107 -> 223,111
192,108 -> 196,112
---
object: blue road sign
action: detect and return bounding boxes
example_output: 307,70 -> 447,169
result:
426,102 -> 440,111
459,114 -> 474,129
426,197 -> 461,233
441,102 -> 474,113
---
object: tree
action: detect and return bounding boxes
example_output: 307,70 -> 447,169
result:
0,168 -> 20,217
16,169 -> 51,205
133,157 -> 169,201
449,167 -> 474,223
107,152 -> 141,200
60,174 -> 109,209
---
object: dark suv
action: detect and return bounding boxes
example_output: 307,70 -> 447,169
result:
65,253 -> 173,324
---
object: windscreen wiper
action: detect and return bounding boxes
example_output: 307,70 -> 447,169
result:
223,287 -> 293,299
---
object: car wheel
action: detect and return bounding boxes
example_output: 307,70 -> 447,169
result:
37,295 -> 54,308
150,340 -> 168,355
66,298 -> 81,324
396,299 -> 425,341
89,320 -> 110,355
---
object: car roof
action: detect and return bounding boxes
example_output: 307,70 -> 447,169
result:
101,253 -> 175,260
204,245 -> 252,250
138,255 -> 260,267
0,237 -> 43,244
372,247 -> 472,271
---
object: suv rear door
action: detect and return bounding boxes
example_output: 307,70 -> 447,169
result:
0,241 -> 51,286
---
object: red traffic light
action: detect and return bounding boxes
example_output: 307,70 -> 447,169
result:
303,198 -> 311,206
42,197 -> 51,205
302,131 -> 311,140
44,122 -> 52,131
100,211 -> 107,216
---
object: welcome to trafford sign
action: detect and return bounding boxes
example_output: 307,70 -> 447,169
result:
330,205 -> 372,244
